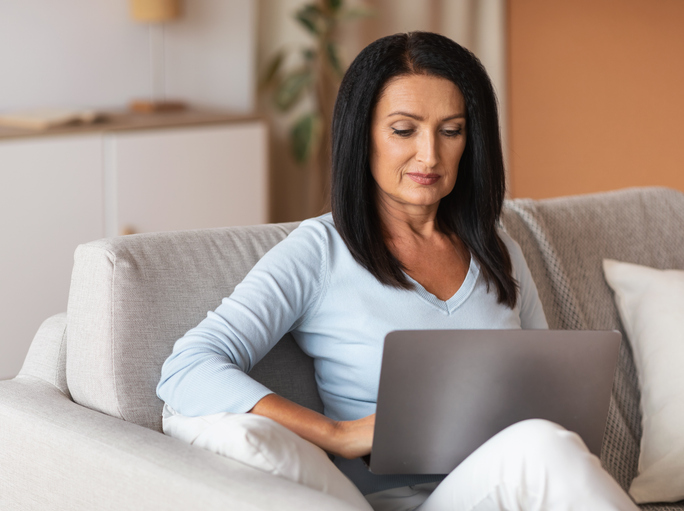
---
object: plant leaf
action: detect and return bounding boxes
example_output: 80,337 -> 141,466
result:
295,4 -> 323,35
274,69 -> 313,111
302,48 -> 316,62
326,42 -> 344,77
259,50 -> 285,90
327,0 -> 343,12
291,113 -> 319,164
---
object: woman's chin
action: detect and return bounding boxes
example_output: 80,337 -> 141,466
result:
387,195 -> 445,212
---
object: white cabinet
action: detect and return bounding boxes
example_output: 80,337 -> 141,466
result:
105,122 -> 267,236
0,116 -> 268,380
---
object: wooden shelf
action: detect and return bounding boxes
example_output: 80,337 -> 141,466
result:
0,108 -> 261,141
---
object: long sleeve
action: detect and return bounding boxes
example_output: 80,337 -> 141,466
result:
156,220 -> 328,416
503,233 -> 548,330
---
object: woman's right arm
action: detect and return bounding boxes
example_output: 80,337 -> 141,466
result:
156,220 -> 373,457
157,222 -> 326,416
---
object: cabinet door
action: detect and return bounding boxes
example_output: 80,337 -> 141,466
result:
0,135 -> 104,380
106,122 -> 268,236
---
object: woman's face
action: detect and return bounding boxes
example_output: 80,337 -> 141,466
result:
370,74 -> 467,216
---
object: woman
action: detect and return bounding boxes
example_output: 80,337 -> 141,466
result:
157,32 -> 638,510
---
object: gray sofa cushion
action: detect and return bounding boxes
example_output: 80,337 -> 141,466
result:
66,222 -> 327,432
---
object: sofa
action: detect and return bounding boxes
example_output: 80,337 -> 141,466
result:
1,186 -> 683,510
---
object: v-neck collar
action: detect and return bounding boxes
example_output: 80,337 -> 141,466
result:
404,255 -> 480,314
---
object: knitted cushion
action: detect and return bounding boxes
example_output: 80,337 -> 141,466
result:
502,187 -> 684,510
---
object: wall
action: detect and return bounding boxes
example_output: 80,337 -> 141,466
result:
508,0 -> 684,199
0,0 -> 256,112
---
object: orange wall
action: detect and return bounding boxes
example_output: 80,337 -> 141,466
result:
508,0 -> 684,199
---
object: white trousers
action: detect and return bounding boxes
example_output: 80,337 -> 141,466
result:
365,420 -> 639,511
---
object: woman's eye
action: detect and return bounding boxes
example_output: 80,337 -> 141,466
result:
391,128 -> 414,137
442,128 -> 462,137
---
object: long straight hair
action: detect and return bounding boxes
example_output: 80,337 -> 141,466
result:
330,32 -> 517,307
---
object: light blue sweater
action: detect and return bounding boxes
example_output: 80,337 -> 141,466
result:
157,213 -> 548,422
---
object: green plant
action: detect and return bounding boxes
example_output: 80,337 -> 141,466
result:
261,0 -> 372,165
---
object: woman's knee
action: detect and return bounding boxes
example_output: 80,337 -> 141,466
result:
500,418 -> 566,442
492,419 -> 588,458
495,419 -> 591,464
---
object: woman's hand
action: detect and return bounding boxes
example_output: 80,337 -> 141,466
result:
329,414 -> 376,459
250,394 -> 375,459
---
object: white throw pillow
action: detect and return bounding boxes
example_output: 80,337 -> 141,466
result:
602,259 -> 684,503
162,404 -> 372,510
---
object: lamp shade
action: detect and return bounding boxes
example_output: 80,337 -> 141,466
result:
130,0 -> 180,23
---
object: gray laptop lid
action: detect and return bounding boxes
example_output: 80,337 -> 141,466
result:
370,329 -> 621,475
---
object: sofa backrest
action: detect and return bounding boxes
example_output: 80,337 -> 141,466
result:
66,222 -> 328,433
500,186 -> 684,490
64,186 -> 684,490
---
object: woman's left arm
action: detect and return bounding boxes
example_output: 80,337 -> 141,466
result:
502,233 -> 548,329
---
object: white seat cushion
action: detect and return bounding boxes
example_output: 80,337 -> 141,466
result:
162,404 -> 372,510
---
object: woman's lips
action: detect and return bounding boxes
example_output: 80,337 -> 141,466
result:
407,173 -> 441,185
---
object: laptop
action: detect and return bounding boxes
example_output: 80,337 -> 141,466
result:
369,329 -> 621,475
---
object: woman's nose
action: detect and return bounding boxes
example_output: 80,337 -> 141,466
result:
415,131 -> 438,168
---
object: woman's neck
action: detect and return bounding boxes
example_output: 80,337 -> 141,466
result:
376,194 -> 442,243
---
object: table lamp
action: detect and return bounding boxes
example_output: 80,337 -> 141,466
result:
129,0 -> 186,113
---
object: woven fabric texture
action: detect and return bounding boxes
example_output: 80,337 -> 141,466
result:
501,187 -> 684,510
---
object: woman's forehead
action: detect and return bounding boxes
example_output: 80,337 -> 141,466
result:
374,74 -> 466,118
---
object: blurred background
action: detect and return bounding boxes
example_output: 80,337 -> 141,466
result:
1,0 -> 683,379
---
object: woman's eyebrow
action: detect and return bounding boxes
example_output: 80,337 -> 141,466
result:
387,111 -> 466,122
442,113 -> 466,122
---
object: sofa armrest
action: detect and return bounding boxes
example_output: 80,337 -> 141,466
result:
18,313 -> 70,398
0,378 -> 360,511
